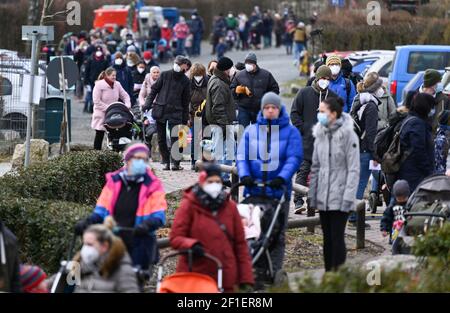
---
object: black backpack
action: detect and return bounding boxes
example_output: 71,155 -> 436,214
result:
350,100 -> 367,141
373,113 -> 407,163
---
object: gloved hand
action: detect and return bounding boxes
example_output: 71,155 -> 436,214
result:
244,86 -> 253,97
235,85 -> 247,95
74,218 -> 90,236
239,283 -> 254,293
268,177 -> 285,189
133,218 -> 161,237
241,176 -> 254,187
190,243 -> 205,257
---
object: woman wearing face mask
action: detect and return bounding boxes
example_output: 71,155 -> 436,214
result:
308,97 -> 360,272
397,93 -> 435,192
72,224 -> 139,293
91,67 -> 131,150
170,163 -> 254,292
348,72 -> 381,227
132,61 -> 148,105
75,143 -> 167,273
112,52 -> 134,102
188,63 -> 209,170
139,66 -> 160,108
84,46 -> 109,113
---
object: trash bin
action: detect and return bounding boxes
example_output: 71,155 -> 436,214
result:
44,96 -> 71,144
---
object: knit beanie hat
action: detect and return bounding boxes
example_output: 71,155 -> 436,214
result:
123,143 -> 150,162
20,265 -> 48,293
198,162 -> 223,183
315,65 -> 332,80
261,92 -> 282,111
439,110 -> 450,126
217,57 -> 234,71
143,51 -> 153,60
245,52 -> 257,64
357,72 -> 383,93
393,180 -> 410,199
325,54 -> 342,67
423,69 -> 442,88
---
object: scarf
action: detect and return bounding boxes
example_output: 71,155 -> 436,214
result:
104,77 -> 114,89
192,184 -> 227,213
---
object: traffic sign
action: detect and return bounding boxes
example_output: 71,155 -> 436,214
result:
46,56 -> 79,90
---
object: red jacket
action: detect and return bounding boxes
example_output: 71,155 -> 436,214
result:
169,187 -> 254,292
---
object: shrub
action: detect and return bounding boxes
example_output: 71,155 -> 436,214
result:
0,150 -> 122,205
0,197 -> 91,273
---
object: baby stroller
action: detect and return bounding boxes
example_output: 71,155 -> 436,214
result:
156,250 -> 223,293
104,102 -> 134,152
392,174 -> 450,255
157,39 -> 173,63
230,182 -> 288,289
368,171 -> 391,214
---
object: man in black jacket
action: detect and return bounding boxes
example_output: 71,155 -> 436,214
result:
143,55 -> 192,171
0,220 -> 22,293
231,52 -> 279,127
290,65 -> 337,213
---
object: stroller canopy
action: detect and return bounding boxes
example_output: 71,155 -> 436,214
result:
407,175 -> 450,208
104,102 -> 134,128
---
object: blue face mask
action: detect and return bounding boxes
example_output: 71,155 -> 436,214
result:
317,112 -> 329,126
129,159 -> 147,176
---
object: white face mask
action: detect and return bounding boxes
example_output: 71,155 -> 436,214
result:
95,51 -> 103,58
127,60 -> 134,67
375,87 -> 385,98
126,39 -> 133,45
203,182 -> 223,199
245,64 -> 254,72
194,76 -> 203,82
329,65 -> 341,76
114,58 -> 123,66
144,59 -> 151,64
318,79 -> 329,90
137,67 -> 145,74
80,245 -> 100,266
173,63 -> 181,73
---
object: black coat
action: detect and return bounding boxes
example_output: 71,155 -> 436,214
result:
290,85 -> 338,161
143,70 -> 191,125
84,57 -> 109,87
350,94 -> 379,156
230,66 -> 279,113
205,69 -> 236,126
0,222 -> 21,293
398,112 -> 435,192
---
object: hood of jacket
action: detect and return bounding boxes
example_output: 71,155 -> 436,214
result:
256,105 -> 290,128
312,112 -> 354,139
212,68 -> 231,84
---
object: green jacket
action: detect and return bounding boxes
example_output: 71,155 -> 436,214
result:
205,69 -> 236,126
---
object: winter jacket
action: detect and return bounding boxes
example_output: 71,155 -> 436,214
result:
237,106 -> 303,200
143,69 -> 191,125
84,56 -> 109,87
290,85 -> 338,161
231,66 -> 279,113
91,168 -> 166,230
112,64 -> 134,101
149,25 -> 162,42
131,69 -> 146,99
170,186 -> 254,292
72,239 -> 139,293
434,126 -> 450,174
0,221 -> 22,293
398,112 -> 435,192
308,113 -> 360,212
380,201 -> 406,234
328,73 -> 356,113
138,74 -> 157,107
205,69 -> 235,126
189,17 -> 204,35
189,76 -> 208,123
377,94 -> 397,130
91,79 -> 131,131
173,22 -> 190,39
350,92 -> 379,156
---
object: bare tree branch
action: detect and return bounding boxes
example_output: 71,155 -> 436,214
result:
43,8 -> 72,20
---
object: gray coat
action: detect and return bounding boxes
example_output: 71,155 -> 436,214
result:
377,94 -> 396,130
308,113 -> 360,212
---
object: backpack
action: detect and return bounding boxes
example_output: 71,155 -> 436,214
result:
381,116 -> 416,175
350,100 -> 367,141
373,113 -> 406,162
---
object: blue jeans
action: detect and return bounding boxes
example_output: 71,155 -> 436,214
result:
238,108 -> 258,128
193,34 -> 202,56
176,38 -> 186,56
294,42 -> 305,62
371,170 -> 381,193
211,125 -> 235,182
349,152 -> 372,222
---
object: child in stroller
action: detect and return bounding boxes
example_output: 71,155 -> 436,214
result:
103,102 -> 135,152
157,39 -> 173,63
237,203 -> 262,253
142,109 -> 157,156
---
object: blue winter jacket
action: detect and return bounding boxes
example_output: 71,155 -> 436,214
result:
237,106 -> 303,200
328,72 -> 356,113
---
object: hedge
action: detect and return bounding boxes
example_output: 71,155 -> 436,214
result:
0,197 -> 91,273
0,150 -> 123,205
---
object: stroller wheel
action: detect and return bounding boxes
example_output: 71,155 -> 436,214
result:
273,270 -> 288,287
368,192 -> 378,214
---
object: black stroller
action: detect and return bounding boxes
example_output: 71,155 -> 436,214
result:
230,182 -> 288,290
104,102 -> 135,152
368,171 -> 391,214
392,175 -> 450,255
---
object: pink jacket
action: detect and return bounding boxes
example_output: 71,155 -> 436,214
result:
173,23 -> 190,39
91,79 -> 131,131
138,73 -> 157,107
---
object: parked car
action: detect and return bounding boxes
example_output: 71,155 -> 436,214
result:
388,45 -> 450,104
360,52 -> 395,87
348,50 -> 395,75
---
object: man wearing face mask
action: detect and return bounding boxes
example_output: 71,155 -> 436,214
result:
75,143 -> 167,272
84,46 -> 109,113
170,163 -> 254,292
290,65 -> 338,213
231,52 -> 280,127
326,55 -> 356,114
131,61 -> 148,106
120,33 -> 141,56
112,52 -> 134,102
143,55 -> 192,171
188,11 -> 204,57
143,51 -> 159,73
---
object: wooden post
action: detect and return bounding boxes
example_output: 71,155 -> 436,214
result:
231,171 -> 239,202
356,201 -> 366,249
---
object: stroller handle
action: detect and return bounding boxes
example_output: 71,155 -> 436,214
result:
159,250 -> 223,269
229,181 -> 288,196
404,212 -> 449,219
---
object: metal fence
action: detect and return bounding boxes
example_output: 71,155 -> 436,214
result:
0,51 -> 46,155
